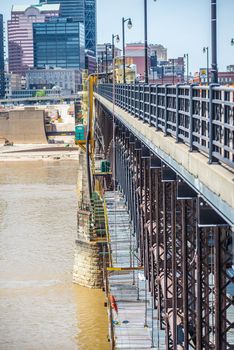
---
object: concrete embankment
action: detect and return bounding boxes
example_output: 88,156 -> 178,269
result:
0,108 -> 47,144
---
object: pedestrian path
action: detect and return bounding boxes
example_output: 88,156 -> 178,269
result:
105,191 -> 166,350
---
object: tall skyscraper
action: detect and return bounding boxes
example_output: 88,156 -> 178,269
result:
8,4 -> 60,75
40,0 -> 84,20
84,0 -> 96,54
39,0 -> 96,54
0,14 -> 5,98
33,18 -> 85,69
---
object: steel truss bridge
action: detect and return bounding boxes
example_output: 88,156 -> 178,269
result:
94,83 -> 234,349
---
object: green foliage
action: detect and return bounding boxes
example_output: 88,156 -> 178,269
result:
36,90 -> 46,97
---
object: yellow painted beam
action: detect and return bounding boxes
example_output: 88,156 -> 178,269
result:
107,267 -> 144,271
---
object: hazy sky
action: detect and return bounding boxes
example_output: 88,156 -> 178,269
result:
1,0 -> 234,72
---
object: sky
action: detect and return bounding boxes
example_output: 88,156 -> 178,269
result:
1,0 -> 234,73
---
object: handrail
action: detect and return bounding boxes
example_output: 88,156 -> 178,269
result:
96,83 -> 234,169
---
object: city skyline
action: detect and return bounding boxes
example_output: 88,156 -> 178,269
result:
1,0 -> 234,73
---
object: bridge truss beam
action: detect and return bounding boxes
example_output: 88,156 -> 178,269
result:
113,119 -> 233,350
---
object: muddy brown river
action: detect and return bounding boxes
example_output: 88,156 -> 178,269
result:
0,160 -> 109,350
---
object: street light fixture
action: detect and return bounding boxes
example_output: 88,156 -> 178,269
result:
127,18 -> 132,29
231,38 -> 234,46
112,34 -> 120,60
203,46 -> 209,85
184,53 -> 189,84
144,0 -> 157,84
122,17 -> 132,83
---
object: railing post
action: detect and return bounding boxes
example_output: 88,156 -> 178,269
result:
126,85 -> 129,112
143,84 -> 146,122
164,84 -> 169,136
208,83 -> 219,163
138,84 -> 141,120
189,84 -> 196,151
115,84 -> 118,106
121,84 -> 124,108
130,84 -> 133,115
134,83 -> 136,116
175,84 -> 180,142
129,84 -> 132,114
126,84 -> 128,111
155,84 -> 159,130
149,84 -> 152,126
124,85 -> 127,110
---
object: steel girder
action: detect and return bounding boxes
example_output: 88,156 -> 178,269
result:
111,119 -> 234,350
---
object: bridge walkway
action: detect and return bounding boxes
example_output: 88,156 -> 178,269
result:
105,191 -> 166,349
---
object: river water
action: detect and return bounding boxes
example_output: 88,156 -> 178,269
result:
0,160 -> 109,350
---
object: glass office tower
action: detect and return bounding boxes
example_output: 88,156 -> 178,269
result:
8,4 -> 60,75
40,0 -> 84,20
84,0 -> 96,54
33,18 -> 85,69
0,14 -> 4,98
39,0 -> 96,54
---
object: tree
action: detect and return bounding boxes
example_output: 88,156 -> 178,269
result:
36,90 -> 46,97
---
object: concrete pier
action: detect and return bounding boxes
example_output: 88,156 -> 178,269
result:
73,239 -> 104,288
73,150 -> 104,288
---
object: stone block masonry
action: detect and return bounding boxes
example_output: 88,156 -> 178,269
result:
73,150 -> 105,288
73,240 -> 104,288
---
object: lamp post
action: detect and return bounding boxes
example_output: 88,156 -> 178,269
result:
112,34 -> 120,60
144,0 -> 157,84
122,17 -> 132,83
211,0 -> 218,83
203,47 -> 210,85
104,43 -> 111,82
184,53 -> 189,83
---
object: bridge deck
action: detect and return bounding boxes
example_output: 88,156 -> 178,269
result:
105,191 -> 165,349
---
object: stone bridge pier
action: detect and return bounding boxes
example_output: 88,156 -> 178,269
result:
73,150 -> 103,288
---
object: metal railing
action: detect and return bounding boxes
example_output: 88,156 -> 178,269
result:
96,83 -> 234,168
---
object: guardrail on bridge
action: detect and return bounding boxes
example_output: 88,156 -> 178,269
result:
96,83 -> 234,168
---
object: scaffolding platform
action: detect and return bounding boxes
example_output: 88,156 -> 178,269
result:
105,191 -> 166,350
